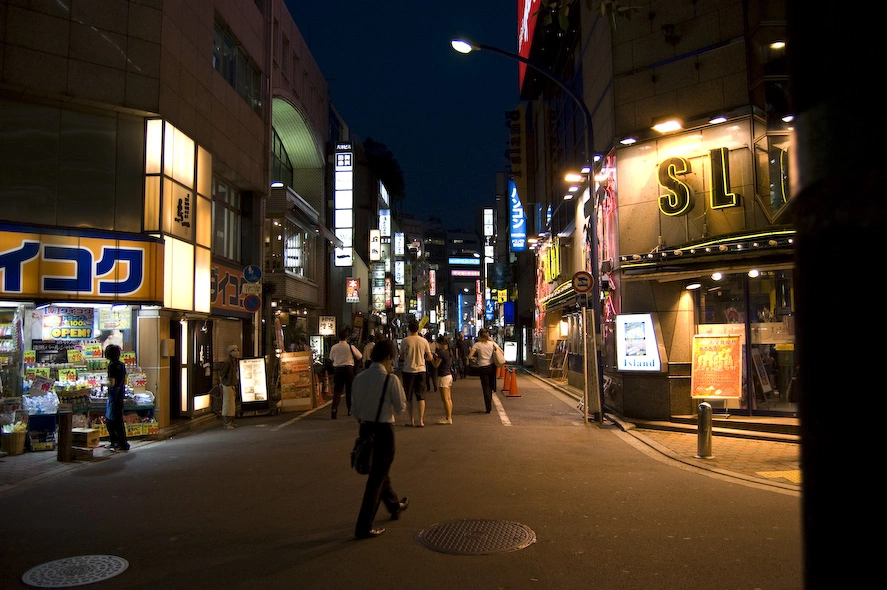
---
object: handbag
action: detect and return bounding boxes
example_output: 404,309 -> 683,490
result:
492,344 -> 506,367
350,375 -> 390,475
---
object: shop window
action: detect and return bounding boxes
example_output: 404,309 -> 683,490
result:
695,269 -> 797,413
212,177 -> 242,263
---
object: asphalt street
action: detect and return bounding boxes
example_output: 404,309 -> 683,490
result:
0,371 -> 802,589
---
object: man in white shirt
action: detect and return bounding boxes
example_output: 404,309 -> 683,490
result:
399,319 -> 433,427
352,338 -> 408,539
328,328 -> 362,419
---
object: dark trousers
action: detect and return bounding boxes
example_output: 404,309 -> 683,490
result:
355,422 -> 399,534
425,361 -> 437,391
106,417 -> 128,449
332,366 -> 355,415
478,364 -> 497,413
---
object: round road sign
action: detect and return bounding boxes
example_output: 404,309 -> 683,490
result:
243,295 -> 261,312
572,271 -> 594,294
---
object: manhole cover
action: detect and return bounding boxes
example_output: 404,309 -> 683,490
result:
22,555 -> 129,588
416,519 -> 536,555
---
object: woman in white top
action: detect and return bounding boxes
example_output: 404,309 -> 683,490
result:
466,329 -> 501,414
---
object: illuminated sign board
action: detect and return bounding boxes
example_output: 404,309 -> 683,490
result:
615,314 -> 664,372
448,258 -> 480,265
508,179 -> 527,252
379,210 -> 391,237
346,278 -> 360,303
0,225 -> 164,304
518,0 -> 541,92
369,229 -> 381,261
334,146 -> 353,266
394,232 -> 405,256
451,269 -> 481,277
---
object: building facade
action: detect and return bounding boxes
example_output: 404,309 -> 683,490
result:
516,0 -> 795,419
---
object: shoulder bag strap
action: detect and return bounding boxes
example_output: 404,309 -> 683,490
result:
374,374 -> 391,422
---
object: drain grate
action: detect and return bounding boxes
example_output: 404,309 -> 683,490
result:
22,555 -> 129,588
416,519 -> 536,555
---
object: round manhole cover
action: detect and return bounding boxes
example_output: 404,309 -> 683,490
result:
416,519 -> 536,555
22,555 -> 129,588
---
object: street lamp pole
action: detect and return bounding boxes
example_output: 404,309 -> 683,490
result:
451,39 -> 604,422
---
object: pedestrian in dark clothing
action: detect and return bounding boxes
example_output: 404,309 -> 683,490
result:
352,339 -> 409,539
456,332 -> 471,378
424,333 -> 438,392
466,329 -> 501,413
329,328 -> 362,418
104,344 -> 130,451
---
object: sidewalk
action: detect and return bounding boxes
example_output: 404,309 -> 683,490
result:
1,371 -> 801,496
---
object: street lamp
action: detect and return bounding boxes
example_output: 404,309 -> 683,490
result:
451,37 -> 604,422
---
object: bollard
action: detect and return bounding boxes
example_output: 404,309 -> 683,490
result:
57,411 -> 74,462
695,401 -> 713,459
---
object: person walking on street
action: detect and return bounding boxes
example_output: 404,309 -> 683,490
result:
432,335 -> 454,424
456,332 -> 471,378
424,332 -> 438,393
466,329 -> 500,413
352,339 -> 409,539
362,334 -> 379,370
218,344 -> 241,429
399,319 -> 433,427
329,328 -> 362,419
104,344 -> 130,451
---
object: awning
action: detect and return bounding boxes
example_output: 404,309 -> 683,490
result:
316,223 -> 343,248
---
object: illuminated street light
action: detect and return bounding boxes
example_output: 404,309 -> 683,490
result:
451,37 -> 603,421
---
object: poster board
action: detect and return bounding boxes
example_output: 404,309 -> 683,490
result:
238,357 -> 268,403
750,348 -> 773,393
278,351 -> 315,411
691,335 -> 742,398
549,339 -> 568,376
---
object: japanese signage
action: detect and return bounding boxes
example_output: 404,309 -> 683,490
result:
346,278 -> 360,303
0,225 -> 163,303
691,335 -> 742,398
508,179 -> 527,252
41,306 -> 95,340
238,357 -> 268,403
319,316 -> 336,336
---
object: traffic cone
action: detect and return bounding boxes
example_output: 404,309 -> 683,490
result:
497,365 -> 505,380
502,366 -> 513,392
506,367 -> 521,397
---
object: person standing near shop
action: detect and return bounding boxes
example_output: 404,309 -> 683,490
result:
329,328 -> 362,419
218,344 -> 240,429
466,329 -> 500,414
399,319 -> 433,427
432,335 -> 454,424
352,338 -> 409,539
104,344 -> 129,451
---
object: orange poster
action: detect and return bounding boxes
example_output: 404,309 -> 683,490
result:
691,335 -> 742,398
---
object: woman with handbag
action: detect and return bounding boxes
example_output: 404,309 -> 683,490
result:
465,329 -> 502,414
351,339 -> 409,539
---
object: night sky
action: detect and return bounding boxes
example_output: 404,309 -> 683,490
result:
283,1 -> 520,230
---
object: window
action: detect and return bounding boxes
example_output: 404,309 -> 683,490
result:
271,128 -> 294,188
212,177 -> 242,262
265,218 -> 314,280
213,22 -> 262,114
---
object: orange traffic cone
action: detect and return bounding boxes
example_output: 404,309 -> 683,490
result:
506,368 -> 521,397
502,366 -> 513,392
497,365 -> 505,380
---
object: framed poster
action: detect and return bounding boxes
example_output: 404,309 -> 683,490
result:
691,335 -> 741,398
615,313 -> 665,372
238,357 -> 268,403
279,351 -> 314,410
549,339 -> 568,373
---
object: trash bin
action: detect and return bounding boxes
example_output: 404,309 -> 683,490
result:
1,431 -> 26,455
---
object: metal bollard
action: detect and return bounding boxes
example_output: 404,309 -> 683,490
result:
695,401 -> 713,459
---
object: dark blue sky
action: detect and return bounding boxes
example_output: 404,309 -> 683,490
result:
283,1 -> 519,230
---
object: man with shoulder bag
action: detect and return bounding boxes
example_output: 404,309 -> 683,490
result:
350,339 -> 409,539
